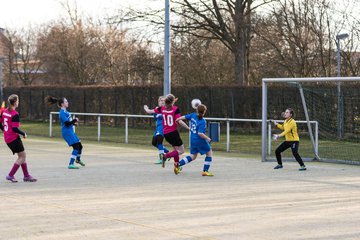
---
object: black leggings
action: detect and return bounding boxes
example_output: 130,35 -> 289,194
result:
71,142 -> 83,154
275,141 -> 304,166
152,135 -> 164,147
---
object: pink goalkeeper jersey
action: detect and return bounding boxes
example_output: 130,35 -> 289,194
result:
1,108 -> 21,143
154,106 -> 181,134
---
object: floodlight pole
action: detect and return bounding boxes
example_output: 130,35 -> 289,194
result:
336,33 -> 349,139
0,27 -> 4,102
0,57 -> 3,102
163,0 -> 171,96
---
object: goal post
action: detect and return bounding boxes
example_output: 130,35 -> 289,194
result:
262,76 -> 360,164
298,83 -> 319,160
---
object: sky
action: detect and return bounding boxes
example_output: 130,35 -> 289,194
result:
0,0 -> 163,29
0,0 -> 356,38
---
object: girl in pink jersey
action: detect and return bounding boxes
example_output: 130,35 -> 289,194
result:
0,94 -> 37,182
144,94 -> 189,174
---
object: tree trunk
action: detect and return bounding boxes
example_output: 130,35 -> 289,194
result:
234,44 -> 245,85
234,1 -> 247,85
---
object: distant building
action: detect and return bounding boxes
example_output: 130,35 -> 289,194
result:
0,27 -> 47,86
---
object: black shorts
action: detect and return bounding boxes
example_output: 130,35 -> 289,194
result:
7,137 -> 25,155
164,130 -> 183,147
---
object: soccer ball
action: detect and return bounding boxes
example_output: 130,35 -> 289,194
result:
191,99 -> 201,109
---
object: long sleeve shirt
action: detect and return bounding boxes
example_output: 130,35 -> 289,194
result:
276,118 -> 299,141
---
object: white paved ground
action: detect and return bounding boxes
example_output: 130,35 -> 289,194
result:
0,138 -> 360,240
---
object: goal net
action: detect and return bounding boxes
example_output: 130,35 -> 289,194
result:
262,77 -> 360,164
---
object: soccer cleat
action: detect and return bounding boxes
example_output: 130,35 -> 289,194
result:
201,171 -> 214,177
68,164 -> 79,169
155,159 -> 162,164
6,175 -> 18,183
23,175 -> 37,182
299,165 -> 307,171
274,164 -> 283,169
174,162 -> 180,175
160,153 -> 166,168
75,159 -> 86,166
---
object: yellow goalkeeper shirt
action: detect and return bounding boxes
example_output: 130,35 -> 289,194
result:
276,118 -> 299,141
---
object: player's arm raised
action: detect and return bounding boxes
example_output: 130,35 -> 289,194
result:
178,119 -> 190,131
176,115 -> 186,122
176,116 -> 190,131
144,105 -> 155,114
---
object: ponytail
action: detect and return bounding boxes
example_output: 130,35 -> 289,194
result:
164,94 -> 178,110
197,104 -> 207,120
8,94 -> 19,111
45,96 -> 65,108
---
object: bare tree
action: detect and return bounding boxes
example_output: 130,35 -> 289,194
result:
36,1 -> 165,86
92,24 -> 130,85
130,44 -> 163,85
170,0 -> 278,85
115,0 -> 276,85
253,0 -> 336,78
37,1 -> 116,86
37,22 -> 94,85
336,0 -> 360,77
172,32 -> 234,86
4,28 -> 43,86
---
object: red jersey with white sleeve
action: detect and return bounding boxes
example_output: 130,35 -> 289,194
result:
154,105 -> 181,134
1,108 -> 21,143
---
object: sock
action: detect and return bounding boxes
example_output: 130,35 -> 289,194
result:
76,150 -> 82,161
157,144 -> 165,154
69,157 -> 76,165
203,156 -> 212,172
179,156 -> 192,167
69,149 -> 78,165
165,150 -> 178,160
21,162 -> 30,177
8,163 -> 20,177
174,154 -> 179,163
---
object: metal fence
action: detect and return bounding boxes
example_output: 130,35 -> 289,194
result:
49,112 -> 318,155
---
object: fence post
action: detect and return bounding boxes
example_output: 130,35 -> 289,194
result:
73,115 -> 76,133
49,113 -> 52,137
97,115 -> 101,142
226,120 -> 230,152
315,121 -> 319,157
125,116 -> 128,144
188,128 -> 191,149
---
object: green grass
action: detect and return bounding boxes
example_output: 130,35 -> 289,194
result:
21,121 -> 360,161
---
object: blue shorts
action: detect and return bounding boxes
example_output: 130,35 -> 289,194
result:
62,132 -> 80,146
190,142 -> 211,155
153,131 -> 164,137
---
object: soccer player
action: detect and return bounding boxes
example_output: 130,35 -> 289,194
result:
144,94 -> 189,175
272,108 -> 307,171
176,104 -> 214,176
144,96 -> 169,164
1,94 -> 37,182
45,96 -> 85,169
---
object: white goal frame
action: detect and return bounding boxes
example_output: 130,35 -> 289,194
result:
261,76 -> 360,162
